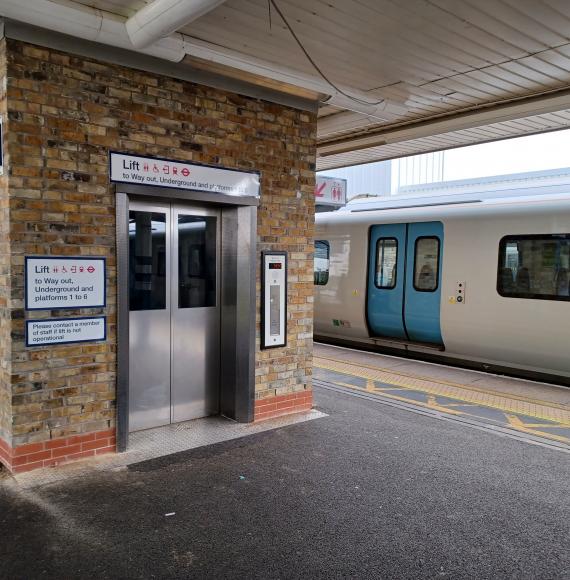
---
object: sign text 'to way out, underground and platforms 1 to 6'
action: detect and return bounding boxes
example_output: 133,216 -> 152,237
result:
25,257 -> 106,310
110,152 -> 260,197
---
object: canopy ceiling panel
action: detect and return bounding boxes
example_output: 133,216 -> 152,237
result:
45,1 -> 570,167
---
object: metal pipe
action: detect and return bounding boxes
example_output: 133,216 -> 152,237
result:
126,0 -> 227,49
0,0 -> 185,61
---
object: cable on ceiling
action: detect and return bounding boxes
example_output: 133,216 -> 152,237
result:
268,0 -> 385,108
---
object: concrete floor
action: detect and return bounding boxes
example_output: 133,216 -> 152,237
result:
1,385 -> 568,579
9,409 -> 325,490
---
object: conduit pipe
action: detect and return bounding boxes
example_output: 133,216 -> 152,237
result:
0,0 -> 185,61
126,0 -> 228,49
321,94 -> 407,120
0,0 -> 405,118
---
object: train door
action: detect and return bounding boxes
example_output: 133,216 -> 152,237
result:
367,224 -> 407,339
404,222 -> 443,344
128,200 -> 220,432
367,221 -> 443,345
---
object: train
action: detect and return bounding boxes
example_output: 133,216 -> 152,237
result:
314,190 -> 570,385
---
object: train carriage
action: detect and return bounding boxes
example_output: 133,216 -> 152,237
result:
314,192 -> 570,385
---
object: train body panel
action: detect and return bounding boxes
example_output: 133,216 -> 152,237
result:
314,195 -> 570,381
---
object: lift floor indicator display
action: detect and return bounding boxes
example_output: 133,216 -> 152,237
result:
262,252 -> 287,349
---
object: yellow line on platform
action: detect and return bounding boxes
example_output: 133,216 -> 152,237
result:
315,355 -> 569,410
425,395 -> 464,415
314,356 -> 570,426
331,380 -> 464,415
505,415 -> 570,444
329,377 -> 570,445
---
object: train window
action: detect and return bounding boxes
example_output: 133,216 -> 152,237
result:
413,237 -> 440,292
498,234 -> 570,301
314,240 -> 330,285
375,238 -> 398,289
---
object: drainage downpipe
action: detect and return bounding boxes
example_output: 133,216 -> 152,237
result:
0,0 -> 185,62
126,0 -> 228,49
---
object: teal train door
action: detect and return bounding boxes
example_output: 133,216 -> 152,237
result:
367,222 -> 443,345
367,224 -> 407,339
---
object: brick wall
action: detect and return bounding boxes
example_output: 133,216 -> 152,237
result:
255,105 -> 315,411
0,39 -> 11,446
0,39 -> 316,470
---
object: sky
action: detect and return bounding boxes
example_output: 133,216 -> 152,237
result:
442,128 -> 570,181
318,127 -> 570,197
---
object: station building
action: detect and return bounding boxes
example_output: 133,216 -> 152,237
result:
0,27 -> 317,473
3,0 -> 568,476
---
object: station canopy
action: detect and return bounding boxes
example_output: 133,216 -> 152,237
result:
6,0 -> 570,169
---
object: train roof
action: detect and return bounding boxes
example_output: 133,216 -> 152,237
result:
340,184 -> 570,212
317,188 -> 570,224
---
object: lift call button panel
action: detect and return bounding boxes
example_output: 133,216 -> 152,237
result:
262,252 -> 287,349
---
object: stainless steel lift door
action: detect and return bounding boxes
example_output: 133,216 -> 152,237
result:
129,202 -> 171,431
172,206 -> 220,423
128,201 -> 220,432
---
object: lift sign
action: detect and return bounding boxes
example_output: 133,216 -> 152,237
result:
110,152 -> 260,197
25,257 -> 106,310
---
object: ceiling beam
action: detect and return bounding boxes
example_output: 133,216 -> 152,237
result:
317,89 -> 570,157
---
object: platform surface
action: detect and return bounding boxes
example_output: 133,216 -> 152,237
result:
6,410 -> 325,490
314,343 -> 570,447
1,380 -> 569,579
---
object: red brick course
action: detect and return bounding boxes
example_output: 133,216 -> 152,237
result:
0,428 -> 115,473
254,391 -> 313,422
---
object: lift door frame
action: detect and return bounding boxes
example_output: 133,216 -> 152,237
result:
116,183 -> 258,452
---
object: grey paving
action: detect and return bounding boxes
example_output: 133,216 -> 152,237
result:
1,386 -> 569,580
11,410 -> 326,490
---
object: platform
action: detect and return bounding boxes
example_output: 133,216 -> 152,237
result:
1,370 -> 569,579
314,343 -> 570,448
4,410 -> 325,490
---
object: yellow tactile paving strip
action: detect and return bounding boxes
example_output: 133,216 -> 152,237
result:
314,356 -> 570,426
